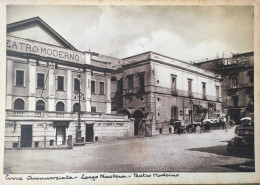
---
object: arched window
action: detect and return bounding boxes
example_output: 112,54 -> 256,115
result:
36,100 -> 45,111
56,102 -> 65,112
73,103 -> 80,112
14,98 -> 25,110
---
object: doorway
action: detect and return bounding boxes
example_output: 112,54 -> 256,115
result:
21,125 -> 32,147
86,124 -> 94,142
56,127 -> 66,145
133,109 -> 145,136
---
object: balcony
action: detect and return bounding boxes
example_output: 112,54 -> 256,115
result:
171,90 -> 178,96
5,110 -> 128,121
188,92 -> 193,98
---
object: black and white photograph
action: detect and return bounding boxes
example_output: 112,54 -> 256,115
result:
1,1 -> 259,184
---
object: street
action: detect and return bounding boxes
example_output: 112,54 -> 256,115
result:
4,127 -> 254,173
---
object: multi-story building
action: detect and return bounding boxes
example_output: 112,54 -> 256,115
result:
194,52 -> 254,124
5,17 -> 134,149
111,52 -> 222,136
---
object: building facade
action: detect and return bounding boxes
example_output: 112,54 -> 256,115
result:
111,52 -> 222,136
5,17 -> 134,149
194,52 -> 254,124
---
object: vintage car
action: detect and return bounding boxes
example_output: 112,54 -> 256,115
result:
203,119 -> 217,126
170,119 -> 186,134
227,124 -> 254,153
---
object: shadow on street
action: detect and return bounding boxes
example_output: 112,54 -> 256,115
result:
188,145 -> 255,172
188,144 -> 254,159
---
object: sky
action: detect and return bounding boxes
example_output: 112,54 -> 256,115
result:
7,5 -> 254,62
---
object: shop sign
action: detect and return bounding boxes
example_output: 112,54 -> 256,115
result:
7,36 -> 84,63
208,103 -> 216,112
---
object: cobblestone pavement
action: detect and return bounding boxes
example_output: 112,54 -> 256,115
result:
4,127 -> 254,173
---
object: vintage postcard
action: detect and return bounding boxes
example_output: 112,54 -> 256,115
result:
0,0 -> 259,184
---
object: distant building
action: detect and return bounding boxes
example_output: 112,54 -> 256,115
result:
5,17 -> 133,149
194,52 -> 254,124
111,52 -> 222,136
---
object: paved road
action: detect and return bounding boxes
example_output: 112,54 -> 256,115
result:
4,127 -> 254,173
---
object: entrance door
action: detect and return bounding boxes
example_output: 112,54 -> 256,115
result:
133,110 -> 145,136
134,118 -> 142,135
86,124 -> 94,142
56,127 -> 66,145
21,125 -> 32,147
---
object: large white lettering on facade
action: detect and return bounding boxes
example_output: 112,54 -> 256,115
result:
6,37 -> 82,63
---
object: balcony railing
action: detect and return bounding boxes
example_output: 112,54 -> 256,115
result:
171,90 -> 178,96
5,110 -> 128,121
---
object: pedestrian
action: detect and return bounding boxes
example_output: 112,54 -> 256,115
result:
177,126 -> 180,135
200,123 -> 204,133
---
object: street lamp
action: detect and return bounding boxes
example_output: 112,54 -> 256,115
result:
74,69 -> 85,146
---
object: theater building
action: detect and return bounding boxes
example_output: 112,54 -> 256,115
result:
111,52 -> 222,136
5,17 -> 134,149
194,52 -> 254,124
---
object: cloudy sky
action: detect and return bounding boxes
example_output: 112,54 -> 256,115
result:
7,5 -> 253,62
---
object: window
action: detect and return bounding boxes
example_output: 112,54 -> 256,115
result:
99,81 -> 105,95
74,78 -> 80,92
14,98 -> 25,110
36,100 -> 45,111
138,73 -> 145,93
91,80 -> 96,94
216,86 -> 220,99
57,76 -> 64,91
188,79 -> 192,96
171,76 -> 177,95
16,70 -> 24,86
171,107 -> 178,119
73,103 -> 80,112
117,79 -> 123,94
37,73 -> 45,89
202,83 -> 206,98
248,71 -> 254,83
230,76 -> 238,88
91,106 -> 96,112
56,101 -> 65,112
111,76 -> 117,82
232,96 -> 238,106
127,75 -> 134,92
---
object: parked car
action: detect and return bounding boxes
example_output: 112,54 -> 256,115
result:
240,117 -> 254,127
203,119 -> 218,127
170,119 -> 182,134
227,124 -> 254,153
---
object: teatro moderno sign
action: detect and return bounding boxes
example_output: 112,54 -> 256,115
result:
6,36 -> 84,63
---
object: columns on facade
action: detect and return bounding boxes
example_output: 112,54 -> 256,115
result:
48,63 -> 55,111
106,73 -> 111,113
67,70 -> 72,112
28,59 -> 36,111
6,59 -> 13,109
85,70 -> 91,112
